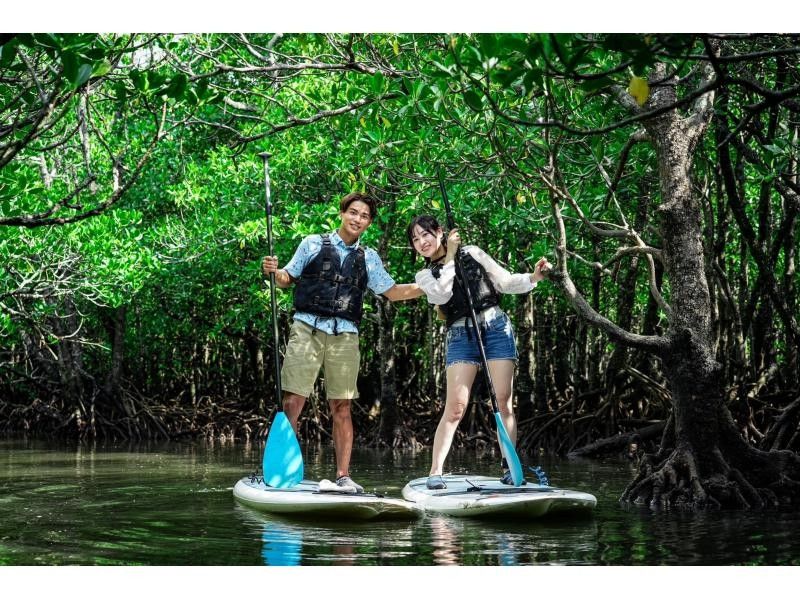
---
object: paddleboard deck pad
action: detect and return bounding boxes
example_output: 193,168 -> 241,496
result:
402,474 -> 597,519
233,476 -> 422,521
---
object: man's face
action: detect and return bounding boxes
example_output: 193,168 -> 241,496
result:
340,200 -> 373,237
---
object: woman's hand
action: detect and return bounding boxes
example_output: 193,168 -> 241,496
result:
445,228 -> 461,262
531,257 -> 552,283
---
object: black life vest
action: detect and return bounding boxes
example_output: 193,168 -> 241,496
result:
293,235 -> 368,327
431,248 -> 501,327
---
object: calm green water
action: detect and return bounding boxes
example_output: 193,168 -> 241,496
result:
1,438 -> 799,566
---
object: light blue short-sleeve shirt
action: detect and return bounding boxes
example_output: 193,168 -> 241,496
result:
284,231 -> 395,335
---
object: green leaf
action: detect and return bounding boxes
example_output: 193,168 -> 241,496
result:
185,89 -> 199,106
195,77 -> 209,99
91,60 -> 113,78
603,34 -> 649,53
478,34 -> 499,59
411,80 -> 427,101
0,42 -> 18,68
431,61 -> 453,76
540,34 -> 554,61
592,136 -> 605,161
83,47 -> 106,61
61,50 -> 78,84
148,72 -> 166,89
632,51 -> 656,76
464,89 -> 483,112
74,64 -> 93,88
499,35 -> 530,55
130,69 -> 149,92
165,73 -> 188,99
113,82 -> 128,104
12,34 -> 34,48
493,67 -> 523,87
580,75 -> 615,93
522,68 -> 543,94
370,72 -> 385,94
34,33 -> 63,50
526,36 -> 543,62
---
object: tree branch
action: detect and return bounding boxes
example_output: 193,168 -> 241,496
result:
234,92 -> 402,146
0,102 -> 168,228
547,171 -> 667,355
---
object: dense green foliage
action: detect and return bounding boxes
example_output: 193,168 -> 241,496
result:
1,34 -> 798,465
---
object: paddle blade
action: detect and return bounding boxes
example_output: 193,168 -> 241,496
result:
494,412 -> 525,486
262,412 -> 304,488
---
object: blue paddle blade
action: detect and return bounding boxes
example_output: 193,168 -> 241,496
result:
494,412 -> 525,486
263,412 -> 304,488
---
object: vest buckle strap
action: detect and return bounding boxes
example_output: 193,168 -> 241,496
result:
293,233 -> 368,326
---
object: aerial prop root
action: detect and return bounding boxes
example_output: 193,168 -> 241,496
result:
620,445 -> 746,509
620,442 -> 800,509
621,445 -> 709,509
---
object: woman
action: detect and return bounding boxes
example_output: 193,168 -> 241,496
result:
407,215 -> 550,490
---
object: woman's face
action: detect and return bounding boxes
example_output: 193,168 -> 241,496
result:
410,224 -> 443,259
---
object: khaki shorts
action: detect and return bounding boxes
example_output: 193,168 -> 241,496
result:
281,320 -> 360,400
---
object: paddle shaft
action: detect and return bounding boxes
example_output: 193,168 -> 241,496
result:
261,152 -> 283,410
437,171 -> 500,414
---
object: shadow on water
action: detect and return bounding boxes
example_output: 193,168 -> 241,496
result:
2,438 -> 800,565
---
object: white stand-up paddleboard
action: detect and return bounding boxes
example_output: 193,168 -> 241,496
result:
233,476 -> 422,521
402,474 -> 597,519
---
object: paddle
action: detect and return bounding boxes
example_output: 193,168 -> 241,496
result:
260,152 -> 303,488
437,170 -> 525,487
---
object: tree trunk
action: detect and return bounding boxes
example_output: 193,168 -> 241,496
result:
51,295 -> 88,430
99,304 -> 128,435
515,293 -> 535,421
620,62 -> 800,509
376,296 -> 399,446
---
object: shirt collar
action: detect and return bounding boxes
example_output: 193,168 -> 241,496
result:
331,230 -> 360,250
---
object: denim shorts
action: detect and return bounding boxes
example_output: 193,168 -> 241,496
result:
445,311 -> 518,368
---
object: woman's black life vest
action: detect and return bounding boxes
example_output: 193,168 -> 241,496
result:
293,234 -> 368,327
431,248 -> 501,327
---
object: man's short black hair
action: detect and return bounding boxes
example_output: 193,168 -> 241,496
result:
340,192 -> 377,220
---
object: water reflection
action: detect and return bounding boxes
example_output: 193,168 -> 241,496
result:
261,519 -> 303,566
233,503 -> 420,566
2,439 -> 800,565
600,505 -> 800,565
425,514 -> 599,566
428,516 -> 529,566
430,516 -> 461,565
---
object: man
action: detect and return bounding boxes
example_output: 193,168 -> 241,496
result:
262,192 -> 422,492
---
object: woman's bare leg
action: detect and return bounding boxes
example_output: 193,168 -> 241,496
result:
429,363 -> 478,475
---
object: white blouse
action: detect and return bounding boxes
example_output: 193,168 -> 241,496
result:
414,245 -> 537,306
